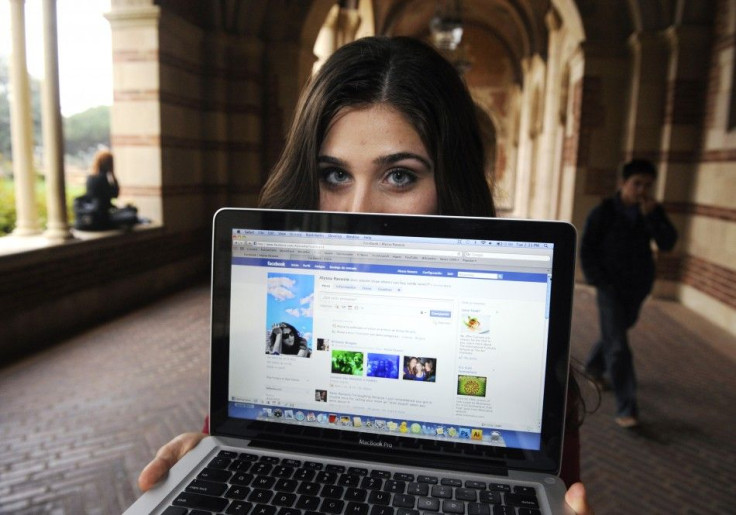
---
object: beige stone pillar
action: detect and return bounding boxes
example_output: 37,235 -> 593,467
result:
41,0 -> 70,239
8,0 -> 40,236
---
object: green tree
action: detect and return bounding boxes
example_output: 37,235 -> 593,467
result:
63,105 -> 110,158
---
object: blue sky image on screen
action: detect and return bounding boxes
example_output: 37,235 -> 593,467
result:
266,273 -> 315,349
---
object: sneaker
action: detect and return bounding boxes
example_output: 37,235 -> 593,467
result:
614,416 -> 639,428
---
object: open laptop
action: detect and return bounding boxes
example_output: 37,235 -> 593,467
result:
125,208 -> 577,515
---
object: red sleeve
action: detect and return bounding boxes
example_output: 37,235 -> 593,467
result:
202,415 -> 210,434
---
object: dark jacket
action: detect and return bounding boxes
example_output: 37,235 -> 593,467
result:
580,193 -> 677,300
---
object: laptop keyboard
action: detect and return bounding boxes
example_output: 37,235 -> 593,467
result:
161,450 -> 542,515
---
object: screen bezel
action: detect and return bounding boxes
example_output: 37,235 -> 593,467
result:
209,208 -> 577,476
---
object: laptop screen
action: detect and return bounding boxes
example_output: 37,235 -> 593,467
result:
210,209 -> 575,475
222,215 -> 559,453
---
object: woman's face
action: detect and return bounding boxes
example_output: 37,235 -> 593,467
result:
318,105 -> 438,214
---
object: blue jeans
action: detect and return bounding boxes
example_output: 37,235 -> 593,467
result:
585,286 -> 645,418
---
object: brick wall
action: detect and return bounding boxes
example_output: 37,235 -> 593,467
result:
0,228 -> 209,364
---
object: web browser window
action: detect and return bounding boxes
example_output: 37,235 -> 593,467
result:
227,228 -> 555,451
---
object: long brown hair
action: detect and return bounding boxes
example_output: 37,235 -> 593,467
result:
90,150 -> 113,176
259,36 -> 495,217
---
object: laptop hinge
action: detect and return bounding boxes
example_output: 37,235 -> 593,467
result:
248,437 -> 509,476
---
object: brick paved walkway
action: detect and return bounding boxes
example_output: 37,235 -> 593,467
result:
1,283 -> 735,514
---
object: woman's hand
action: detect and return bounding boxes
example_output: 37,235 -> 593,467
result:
138,432 -> 206,492
565,482 -> 594,514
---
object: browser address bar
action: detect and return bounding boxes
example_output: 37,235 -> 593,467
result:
253,241 -> 460,257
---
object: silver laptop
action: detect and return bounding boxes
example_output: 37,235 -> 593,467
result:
125,208 -> 577,515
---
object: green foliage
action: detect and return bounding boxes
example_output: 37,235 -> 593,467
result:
0,57 -> 110,172
0,178 -> 85,236
64,106 -> 110,158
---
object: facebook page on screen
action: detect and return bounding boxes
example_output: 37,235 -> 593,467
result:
227,228 -> 555,451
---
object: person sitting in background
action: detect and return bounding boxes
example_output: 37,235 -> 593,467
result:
73,150 -> 146,231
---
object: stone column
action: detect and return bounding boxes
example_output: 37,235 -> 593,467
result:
41,0 -> 71,239
8,0 -> 40,236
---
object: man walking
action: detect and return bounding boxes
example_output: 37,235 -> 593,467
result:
581,159 -> 678,428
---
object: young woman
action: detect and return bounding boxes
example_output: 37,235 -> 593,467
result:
138,36 -> 593,514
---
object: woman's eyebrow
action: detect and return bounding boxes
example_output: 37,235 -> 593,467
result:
317,155 -> 347,166
374,152 -> 433,170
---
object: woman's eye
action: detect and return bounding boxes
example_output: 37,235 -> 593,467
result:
320,168 -> 351,186
386,169 -> 417,187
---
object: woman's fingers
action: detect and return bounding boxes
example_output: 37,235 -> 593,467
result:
565,482 -> 594,515
137,432 -> 206,492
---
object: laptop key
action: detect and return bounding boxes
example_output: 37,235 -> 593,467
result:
186,479 -> 228,497
295,494 -> 320,510
171,491 -> 229,512
274,478 -> 298,492
327,464 -> 346,473
226,501 -> 253,514
369,506 -> 395,515
417,475 -> 438,484
466,480 -> 487,489
304,461 -> 323,470
209,456 -> 232,469
247,488 -> 274,504
321,484 -> 345,499
492,506 -> 514,515
368,490 -> 392,505
197,466 -> 232,483
260,456 -> 280,464
272,465 -> 294,478
416,496 -> 440,511
272,492 -> 296,507
293,468 -> 315,481
297,481 -> 321,496
489,483 -> 511,493
394,472 -> 414,481
384,480 -> 406,493
349,466 -> 369,476
320,498 -> 345,513
505,493 -> 539,509
371,469 -> 392,479
345,487 -> 368,502
277,509 -> 300,515
251,462 -> 273,475
218,450 -> 239,459
407,482 -> 429,496
468,502 -> 491,515
346,501 -> 370,514
517,509 -> 542,515
162,507 -> 187,515
316,470 -> 338,483
230,472 -> 254,486
456,487 -> 478,501
479,491 -> 501,504
396,509 -> 420,515
440,478 -> 462,487
361,476 -> 383,490
251,504 -> 277,515
225,485 -> 250,500
391,493 -> 416,508
252,475 -> 276,489
513,486 -> 537,496
442,499 -> 465,514
430,485 -> 453,498
339,474 -> 362,487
